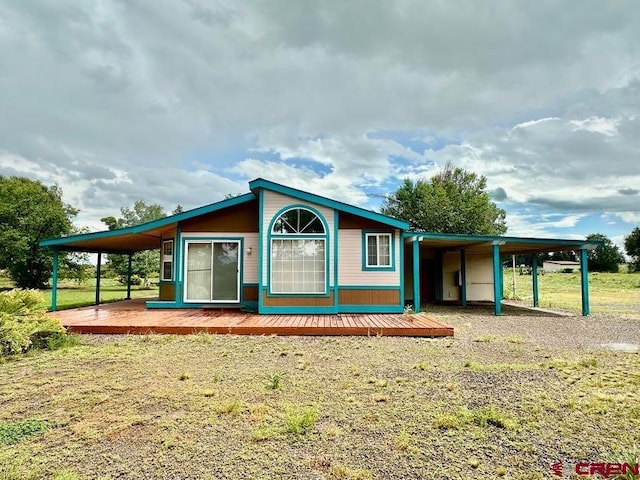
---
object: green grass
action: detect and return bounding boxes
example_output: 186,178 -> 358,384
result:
504,270 -> 640,319
0,332 -> 637,479
0,275 -> 157,311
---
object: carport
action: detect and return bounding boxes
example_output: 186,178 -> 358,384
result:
405,233 -> 596,316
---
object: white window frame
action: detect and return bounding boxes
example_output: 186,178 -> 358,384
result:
161,240 -> 174,281
269,238 -> 327,295
365,233 -> 392,268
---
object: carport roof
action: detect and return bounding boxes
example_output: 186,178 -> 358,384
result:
405,232 -> 596,255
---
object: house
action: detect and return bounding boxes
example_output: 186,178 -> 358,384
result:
542,260 -> 581,272
40,179 -> 596,316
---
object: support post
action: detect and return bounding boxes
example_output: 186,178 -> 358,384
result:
492,243 -> 502,315
51,249 -> 59,312
412,239 -> 420,313
126,253 -> 133,300
532,255 -> 539,307
460,249 -> 467,307
580,248 -> 590,316
95,252 -> 102,306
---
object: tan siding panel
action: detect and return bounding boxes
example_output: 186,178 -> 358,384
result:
159,283 -> 175,301
338,289 -> 400,305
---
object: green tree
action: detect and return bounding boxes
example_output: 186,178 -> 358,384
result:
0,176 -> 77,288
101,201 -> 167,284
585,233 -> 624,273
381,165 -> 507,234
624,227 -> 640,272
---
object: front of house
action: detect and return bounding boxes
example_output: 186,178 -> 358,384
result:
41,178 -> 595,316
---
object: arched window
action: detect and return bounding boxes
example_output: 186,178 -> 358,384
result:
270,207 -> 327,294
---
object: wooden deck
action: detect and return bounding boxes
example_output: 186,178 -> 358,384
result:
49,299 -> 453,337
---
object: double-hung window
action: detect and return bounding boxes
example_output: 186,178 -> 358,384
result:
365,233 -> 392,268
161,240 -> 174,281
270,207 -> 326,294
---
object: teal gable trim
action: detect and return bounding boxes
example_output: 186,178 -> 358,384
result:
249,178 -> 409,229
266,204 -> 330,297
361,229 -> 396,272
40,193 -> 256,248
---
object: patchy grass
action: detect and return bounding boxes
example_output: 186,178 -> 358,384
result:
504,270 -> 640,319
0,274 -> 158,311
0,325 -> 638,479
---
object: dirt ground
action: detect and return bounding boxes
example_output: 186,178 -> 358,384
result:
1,305 -> 639,480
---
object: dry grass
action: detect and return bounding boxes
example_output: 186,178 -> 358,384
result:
0,311 -> 638,479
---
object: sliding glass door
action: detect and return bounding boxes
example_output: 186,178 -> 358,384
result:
185,240 -> 240,302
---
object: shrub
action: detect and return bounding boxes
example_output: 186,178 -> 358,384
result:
0,289 -> 67,356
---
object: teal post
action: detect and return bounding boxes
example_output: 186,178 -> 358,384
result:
460,249 -> 467,307
175,224 -> 182,303
580,248 -> 590,316
95,253 -> 102,306
492,244 -> 502,315
531,255 -> 539,307
51,249 -> 59,312
126,253 -> 132,300
412,239 -> 420,313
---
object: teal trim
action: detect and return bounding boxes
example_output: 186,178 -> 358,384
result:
242,282 -> 259,287
333,210 -> 339,310
492,244 -> 501,315
580,248 -> 590,316
259,305 -> 338,314
249,178 -> 410,229
361,230 -> 396,271
39,193 -> 256,249
532,255 -> 539,307
96,252 -> 102,306
257,188 -> 264,312
338,285 -> 400,290
180,236 -> 244,304
339,305 -> 404,313
399,236 -> 405,307
126,253 -> 132,300
412,239 -> 420,313
406,231 -> 594,249
175,224 -> 182,302
51,250 -> 59,311
266,204 -> 329,297
460,249 -> 467,307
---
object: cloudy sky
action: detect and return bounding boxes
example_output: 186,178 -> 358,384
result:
1,1 -> 639,249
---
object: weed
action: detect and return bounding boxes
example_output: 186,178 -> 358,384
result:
469,459 -> 480,469
0,418 -> 49,445
251,423 -> 279,442
403,304 -> 415,315
212,372 -> 221,383
396,426 -> 412,451
266,371 -> 286,390
375,379 -> 388,387
497,466 -> 507,476
216,400 -> 245,416
178,372 -> 190,381
284,405 -> 318,438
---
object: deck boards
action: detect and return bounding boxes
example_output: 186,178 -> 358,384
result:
49,299 -> 453,337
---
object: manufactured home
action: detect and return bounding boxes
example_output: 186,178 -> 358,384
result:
41,179 -> 595,316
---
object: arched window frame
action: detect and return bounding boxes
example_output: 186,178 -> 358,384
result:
267,205 -> 329,296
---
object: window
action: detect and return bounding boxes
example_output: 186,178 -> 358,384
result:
365,233 -> 392,268
161,240 -> 173,281
270,207 -> 326,294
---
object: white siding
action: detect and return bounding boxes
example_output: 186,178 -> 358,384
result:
181,232 -> 258,284
261,190 -> 335,286
338,229 -> 401,286
443,252 -> 494,301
